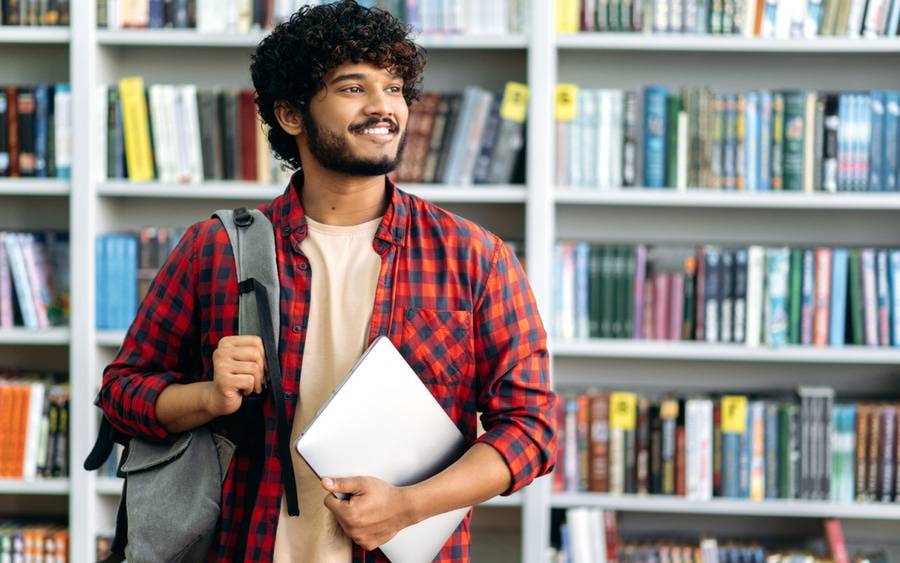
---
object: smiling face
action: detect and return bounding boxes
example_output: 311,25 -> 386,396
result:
299,61 -> 410,176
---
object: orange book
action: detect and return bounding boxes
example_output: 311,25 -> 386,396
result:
0,385 -> 10,477
5,384 -> 24,478
753,0 -> 765,36
813,248 -> 833,347
53,529 -> 68,563
13,384 -> 31,478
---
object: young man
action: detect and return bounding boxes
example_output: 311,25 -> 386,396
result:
98,1 -> 557,561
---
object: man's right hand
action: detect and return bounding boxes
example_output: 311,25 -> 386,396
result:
206,335 -> 267,417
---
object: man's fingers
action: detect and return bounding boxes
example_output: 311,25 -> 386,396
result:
218,335 -> 264,349
323,477 -> 364,495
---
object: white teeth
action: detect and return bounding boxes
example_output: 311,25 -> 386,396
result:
362,127 -> 390,135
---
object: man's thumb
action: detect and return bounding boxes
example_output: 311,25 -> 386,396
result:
323,477 -> 362,494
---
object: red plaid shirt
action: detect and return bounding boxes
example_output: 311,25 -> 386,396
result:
99,171 -> 557,562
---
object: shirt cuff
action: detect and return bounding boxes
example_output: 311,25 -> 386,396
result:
475,423 -> 546,496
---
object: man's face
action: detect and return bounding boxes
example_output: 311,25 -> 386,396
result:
301,61 -> 409,176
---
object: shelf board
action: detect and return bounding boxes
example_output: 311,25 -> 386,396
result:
0,27 -> 69,44
96,29 -> 527,49
0,479 -> 69,495
97,181 -> 526,203
553,339 -> 900,365
96,330 -> 126,348
555,188 -> 900,211
551,492 -> 900,520
0,328 -> 69,346
556,33 -> 900,53
0,179 -> 70,196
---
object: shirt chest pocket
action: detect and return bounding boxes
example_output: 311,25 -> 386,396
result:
400,308 -> 473,389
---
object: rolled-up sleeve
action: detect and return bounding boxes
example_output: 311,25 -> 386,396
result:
97,224 -> 201,443
473,241 -> 558,495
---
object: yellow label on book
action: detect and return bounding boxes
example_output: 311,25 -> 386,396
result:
721,396 -> 747,434
500,82 -> 529,124
609,392 -> 637,431
556,0 -> 580,33
118,76 -> 154,183
555,84 -> 578,122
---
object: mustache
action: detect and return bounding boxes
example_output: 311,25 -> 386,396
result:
349,118 -> 399,134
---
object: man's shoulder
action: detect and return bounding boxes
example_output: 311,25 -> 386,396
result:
401,190 -> 502,259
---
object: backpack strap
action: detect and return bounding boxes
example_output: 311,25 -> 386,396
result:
213,208 -> 300,518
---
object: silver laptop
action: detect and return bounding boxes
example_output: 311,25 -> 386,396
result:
294,335 -> 470,563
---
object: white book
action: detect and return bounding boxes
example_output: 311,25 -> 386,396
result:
107,0 -> 121,30
610,90 -> 624,189
686,399 -> 713,500
148,86 -> 170,183
162,85 -> 183,183
598,90 -> 613,190
588,508 -> 608,563
566,508 -> 594,563
743,0 -> 759,35
4,233 -> 37,329
23,382 -> 45,480
745,245 -> 766,347
580,90 -> 596,188
846,0 -> 868,35
676,110 -> 688,192
863,0 -> 889,35
569,91 -> 584,188
170,85 -> 192,184
18,233 -> 50,329
775,0 -> 793,37
53,85 -> 71,179
180,85 -> 205,184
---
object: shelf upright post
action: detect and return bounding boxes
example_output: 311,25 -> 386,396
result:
70,0 -> 100,560
522,0 -> 557,561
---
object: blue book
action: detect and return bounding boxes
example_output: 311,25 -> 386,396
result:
758,90 -> 773,192
843,404 -> 857,502
111,236 -> 123,329
829,248 -> 849,346
837,94 -> 850,191
766,247 -> 790,348
801,249 -> 816,345
54,84 -> 71,180
739,403 -> 752,498
877,249 -> 891,346
884,91 -> 899,192
869,91 -> 885,192
124,235 -> 138,330
33,85 -> 49,179
554,244 -> 564,338
764,401 -> 779,499
745,91 -> 759,192
887,0 -> 900,37
858,94 -> 872,192
95,235 -> 106,329
148,0 -> 165,28
575,242 -> 590,340
643,86 -> 668,188
890,250 -> 900,347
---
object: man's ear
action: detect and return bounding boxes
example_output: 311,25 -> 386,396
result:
274,100 -> 303,136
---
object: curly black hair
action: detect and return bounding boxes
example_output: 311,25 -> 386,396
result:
250,0 -> 427,170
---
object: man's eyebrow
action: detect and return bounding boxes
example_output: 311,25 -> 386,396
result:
328,71 -> 403,85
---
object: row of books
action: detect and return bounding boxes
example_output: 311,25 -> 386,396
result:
554,387 -> 900,503
391,84 -> 527,185
98,0 -> 529,36
0,374 -> 69,480
556,86 -> 900,193
557,0 -> 900,37
0,523 -> 68,563
0,231 -> 69,330
552,511 -> 859,563
554,243 -> 900,348
96,228 -> 183,330
100,78 -> 290,185
0,84 -> 72,179
0,0 -> 68,26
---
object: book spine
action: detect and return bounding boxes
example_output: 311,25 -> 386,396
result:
876,249 -> 891,346
813,247 -> 833,347
643,86 -> 668,189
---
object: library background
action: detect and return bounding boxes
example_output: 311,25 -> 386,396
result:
1,0 -> 900,560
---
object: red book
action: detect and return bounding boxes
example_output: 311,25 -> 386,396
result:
653,272 -> 670,341
604,511 -> 619,563
824,519 -> 849,563
238,90 -> 258,182
552,395 -> 566,493
6,87 -> 19,178
813,247 -> 833,347
675,423 -> 686,496
588,391 -> 610,493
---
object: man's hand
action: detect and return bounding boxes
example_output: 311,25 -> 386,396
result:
206,335 -> 267,417
321,476 -> 418,551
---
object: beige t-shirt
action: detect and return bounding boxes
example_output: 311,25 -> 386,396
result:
273,215 -> 383,563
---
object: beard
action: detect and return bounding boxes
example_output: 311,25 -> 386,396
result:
300,111 -> 408,176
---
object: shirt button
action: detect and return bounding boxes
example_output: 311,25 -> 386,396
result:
292,326 -> 301,333
281,226 -> 291,236
298,263 -> 308,271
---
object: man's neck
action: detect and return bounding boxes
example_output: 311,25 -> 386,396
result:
298,167 -> 389,227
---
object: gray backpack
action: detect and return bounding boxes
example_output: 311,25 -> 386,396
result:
84,207 -> 299,562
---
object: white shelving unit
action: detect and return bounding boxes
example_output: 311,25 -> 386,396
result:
2,0 -> 900,561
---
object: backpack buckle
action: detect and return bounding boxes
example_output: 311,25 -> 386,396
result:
234,208 -> 253,227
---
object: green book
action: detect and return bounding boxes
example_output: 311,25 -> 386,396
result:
849,249 -> 863,345
619,247 -> 634,339
771,93 -> 785,190
666,93 -> 682,188
589,246 -> 604,338
789,249 -> 803,344
778,402 -> 798,499
601,246 -> 617,338
782,91 -> 806,191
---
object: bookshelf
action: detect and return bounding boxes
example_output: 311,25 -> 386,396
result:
0,0 -> 898,561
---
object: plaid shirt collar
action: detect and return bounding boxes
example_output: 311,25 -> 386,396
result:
272,169 -> 409,249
